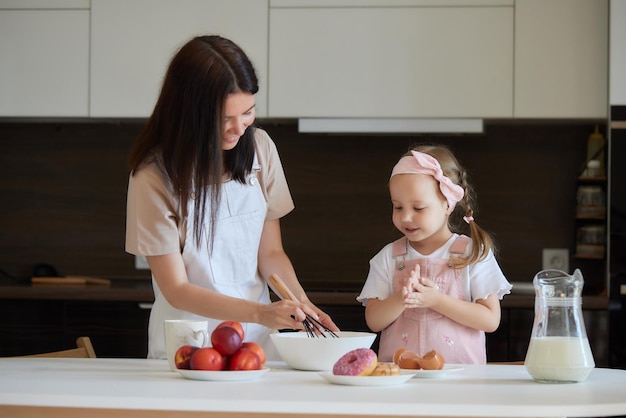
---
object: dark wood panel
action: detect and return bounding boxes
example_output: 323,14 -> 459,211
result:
65,301 -> 149,358
0,122 -> 143,280
0,299 -> 149,358
0,300 -> 65,356
266,121 -> 602,292
0,120 -> 606,294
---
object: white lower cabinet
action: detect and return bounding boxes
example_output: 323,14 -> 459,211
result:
268,5 -> 514,118
90,0 -> 269,118
0,9 -> 89,117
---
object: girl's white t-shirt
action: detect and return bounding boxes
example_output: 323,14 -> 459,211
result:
357,234 -> 511,305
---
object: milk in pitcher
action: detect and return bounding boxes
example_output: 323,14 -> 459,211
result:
525,336 -> 594,383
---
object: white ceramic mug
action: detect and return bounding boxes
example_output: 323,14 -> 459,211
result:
164,319 -> 209,371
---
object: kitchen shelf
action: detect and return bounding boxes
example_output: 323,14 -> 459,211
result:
573,161 -> 608,295
578,176 -> 607,182
575,254 -> 605,260
576,214 -> 606,220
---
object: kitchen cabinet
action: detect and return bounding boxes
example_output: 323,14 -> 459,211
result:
268,1 -> 514,118
0,280 -> 153,358
514,0 -> 608,118
0,299 -> 150,358
610,0 -> 626,105
0,2 -> 89,117
1,0 -> 610,120
90,0 -> 269,118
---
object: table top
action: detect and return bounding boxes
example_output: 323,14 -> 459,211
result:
1,358 -> 625,418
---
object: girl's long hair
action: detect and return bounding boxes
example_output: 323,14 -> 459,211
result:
129,35 -> 259,250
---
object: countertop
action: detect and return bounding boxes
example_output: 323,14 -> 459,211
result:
0,279 -> 155,302
1,358 -> 626,417
0,279 -> 609,309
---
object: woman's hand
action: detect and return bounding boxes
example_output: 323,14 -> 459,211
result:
257,299 -> 309,331
256,299 -> 339,333
307,304 -> 340,332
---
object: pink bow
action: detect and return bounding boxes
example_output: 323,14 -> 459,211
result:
391,151 -> 465,210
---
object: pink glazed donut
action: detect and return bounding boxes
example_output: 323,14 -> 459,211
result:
332,348 -> 378,376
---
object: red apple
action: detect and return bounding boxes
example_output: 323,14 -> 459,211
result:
221,355 -> 231,371
241,341 -> 266,366
216,321 -> 245,341
189,347 -> 224,371
211,325 -> 243,356
174,345 -> 199,370
228,347 -> 261,371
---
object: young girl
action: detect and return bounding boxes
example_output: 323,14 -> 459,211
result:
357,145 -> 511,364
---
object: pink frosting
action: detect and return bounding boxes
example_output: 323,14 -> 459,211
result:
332,348 -> 377,376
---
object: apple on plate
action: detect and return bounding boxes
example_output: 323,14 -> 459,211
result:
216,320 -> 244,341
211,325 -> 243,356
228,347 -> 261,371
241,341 -> 266,367
174,345 -> 199,370
190,347 -> 224,371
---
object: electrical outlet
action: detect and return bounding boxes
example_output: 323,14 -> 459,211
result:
135,255 -> 150,270
542,248 -> 569,272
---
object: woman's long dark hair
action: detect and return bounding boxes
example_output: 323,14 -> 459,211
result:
129,35 -> 259,250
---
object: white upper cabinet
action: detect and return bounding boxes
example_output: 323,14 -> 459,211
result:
90,0 -> 269,118
0,2 -> 89,117
610,0 -> 626,105
514,0 -> 608,118
0,0 -> 610,119
268,1 -> 514,118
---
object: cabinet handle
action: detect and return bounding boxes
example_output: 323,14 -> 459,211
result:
138,303 -> 153,310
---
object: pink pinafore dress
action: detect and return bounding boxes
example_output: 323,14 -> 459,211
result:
377,235 -> 486,364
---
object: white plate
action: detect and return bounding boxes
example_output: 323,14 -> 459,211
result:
406,364 -> 464,378
319,370 -> 416,386
176,367 -> 269,381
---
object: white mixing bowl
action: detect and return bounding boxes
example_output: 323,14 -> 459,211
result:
270,331 -> 377,371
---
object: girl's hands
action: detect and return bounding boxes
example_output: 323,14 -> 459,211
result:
402,264 -> 420,296
402,265 -> 440,309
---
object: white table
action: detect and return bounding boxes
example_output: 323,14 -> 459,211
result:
1,358 -> 625,417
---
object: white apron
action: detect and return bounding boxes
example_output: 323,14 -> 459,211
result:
147,157 -> 279,360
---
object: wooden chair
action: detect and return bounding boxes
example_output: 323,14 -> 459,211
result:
18,336 -> 97,359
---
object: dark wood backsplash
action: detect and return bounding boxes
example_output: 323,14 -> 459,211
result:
0,120 -> 605,293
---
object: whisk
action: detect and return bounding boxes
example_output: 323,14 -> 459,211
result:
268,273 -> 339,338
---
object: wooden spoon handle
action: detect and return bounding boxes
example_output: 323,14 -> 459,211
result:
268,273 -> 299,302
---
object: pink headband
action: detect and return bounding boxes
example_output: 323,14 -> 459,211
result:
391,151 -> 465,210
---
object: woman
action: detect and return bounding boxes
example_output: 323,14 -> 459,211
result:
125,35 -> 338,359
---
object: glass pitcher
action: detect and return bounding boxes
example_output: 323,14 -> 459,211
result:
524,269 -> 595,383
